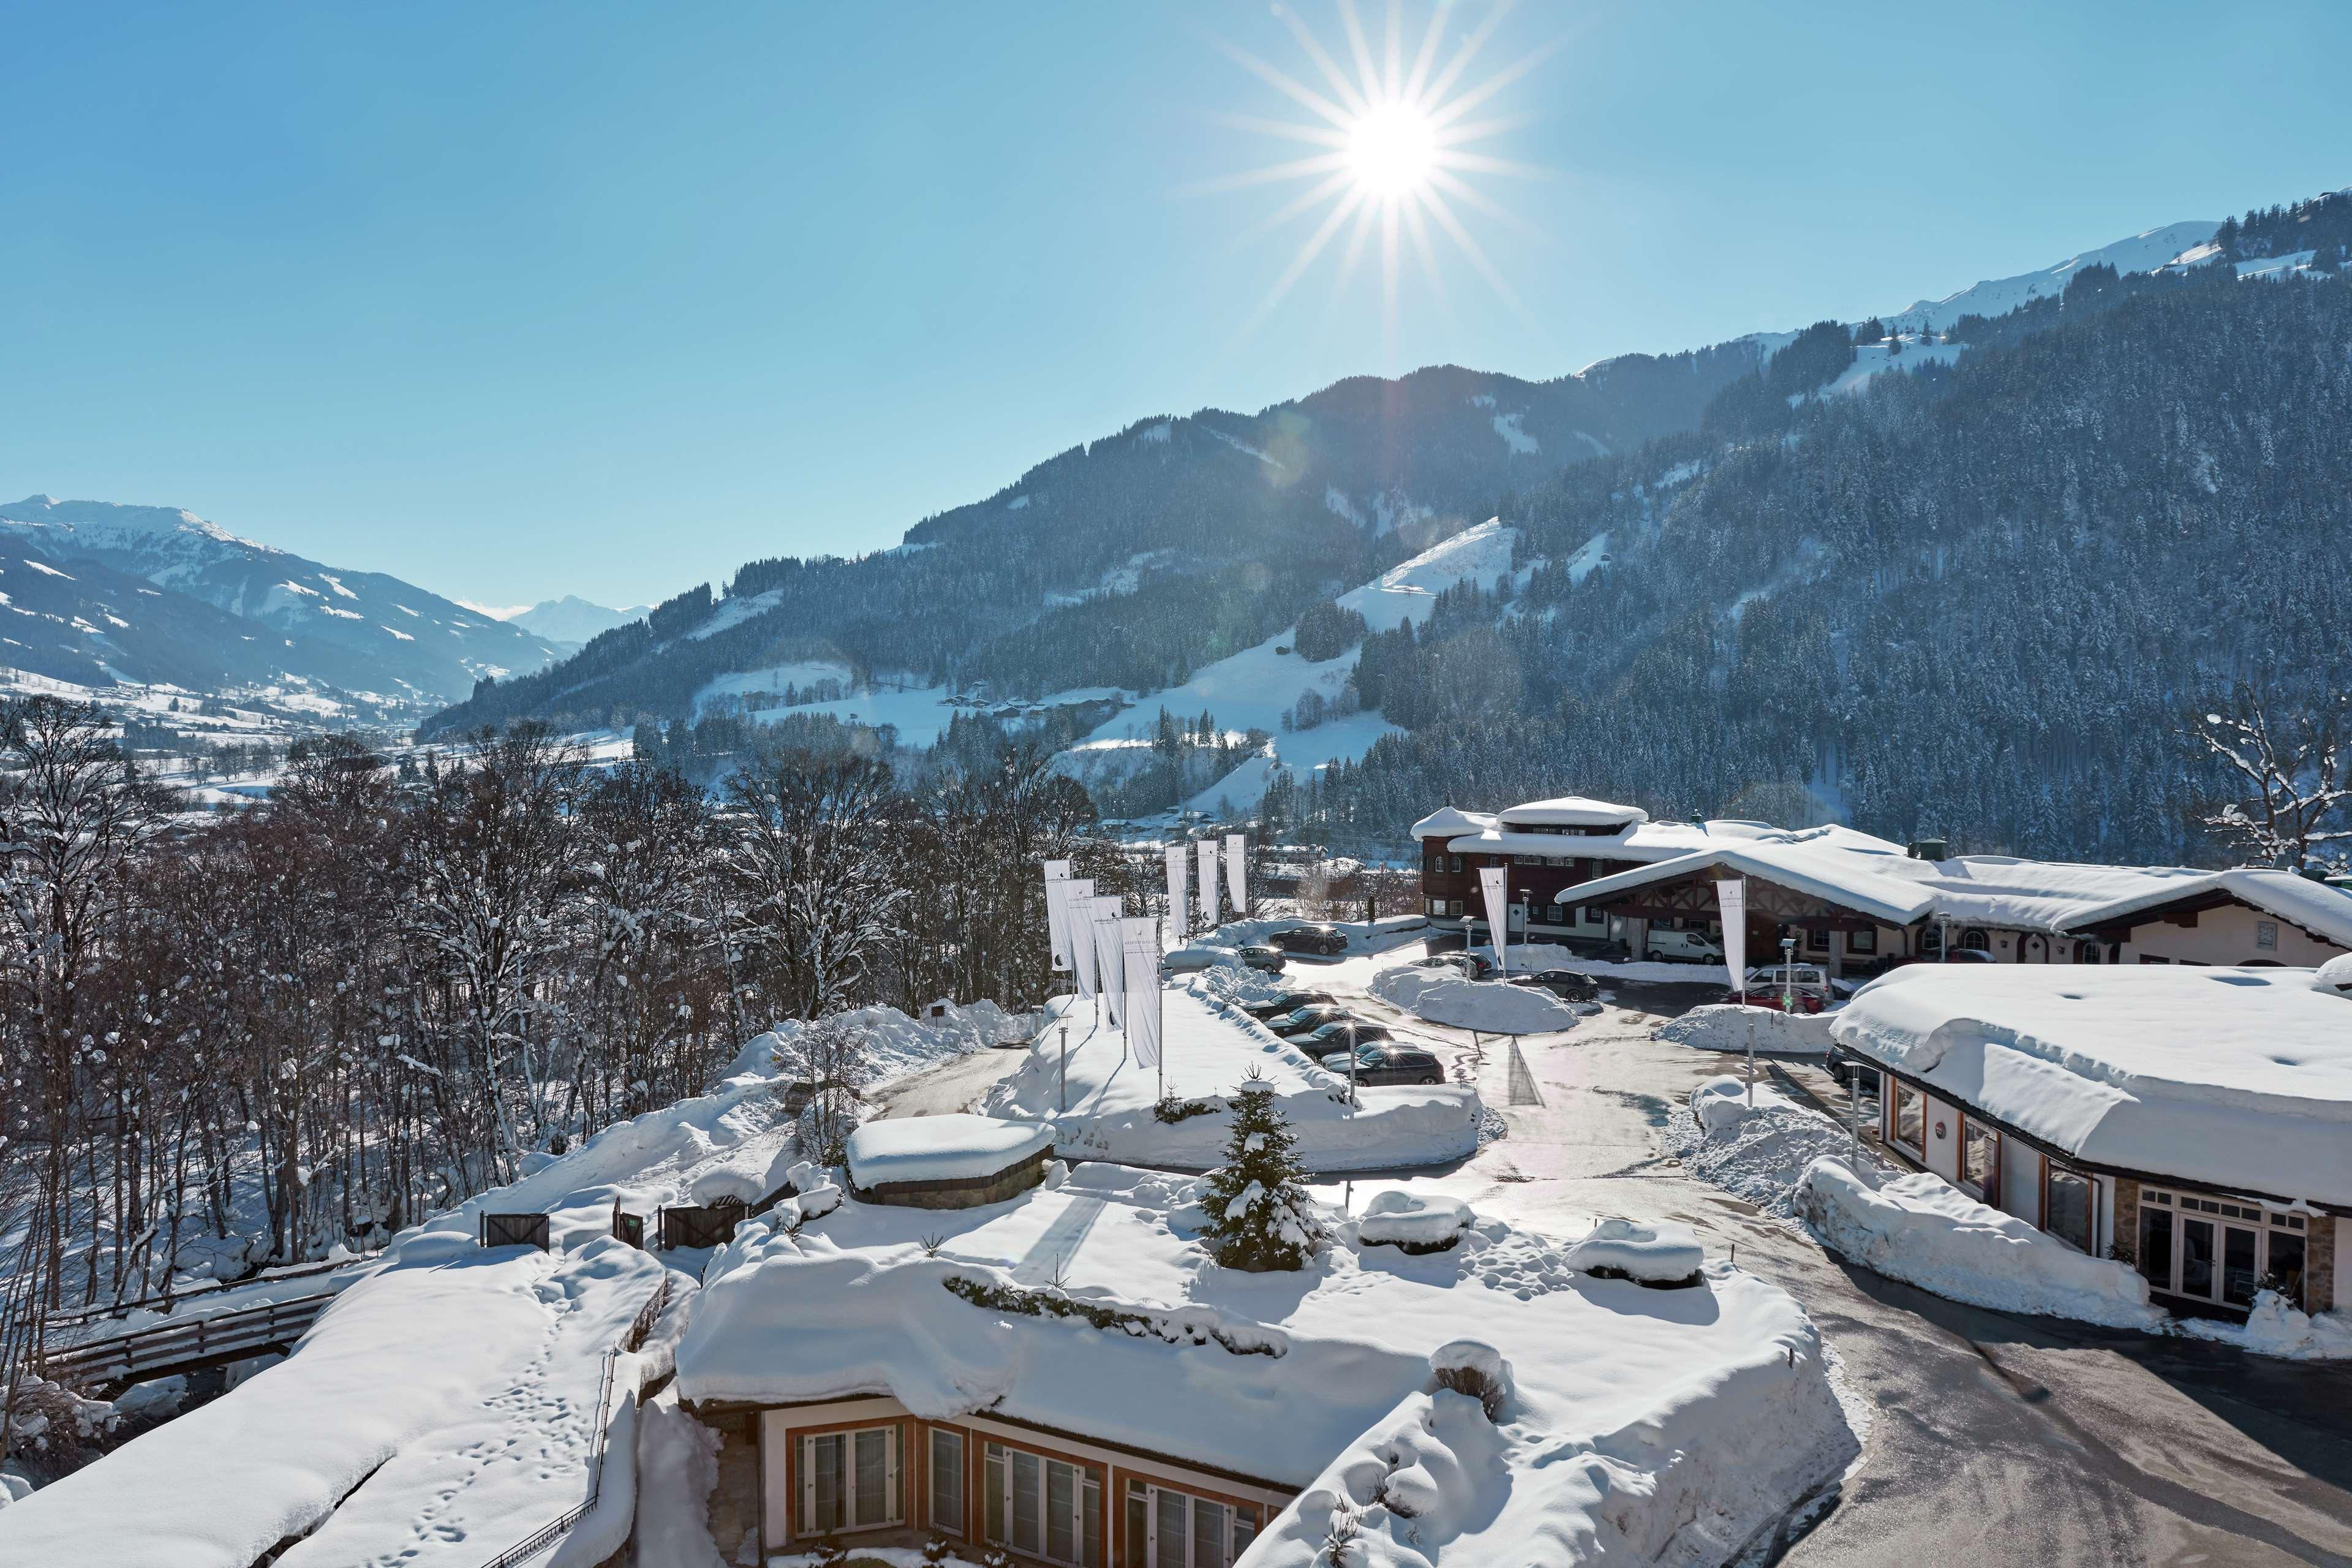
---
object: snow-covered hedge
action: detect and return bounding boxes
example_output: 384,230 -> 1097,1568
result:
1796,1156 -> 2165,1329
1562,1218 -> 1705,1287
1659,1003 -> 1835,1055
1355,1191 -> 1476,1254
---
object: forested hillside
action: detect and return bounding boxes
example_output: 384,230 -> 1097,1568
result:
1288,261 -> 2352,862
420,351 -> 1758,737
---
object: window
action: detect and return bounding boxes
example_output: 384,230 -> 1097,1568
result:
802,1426 -> 901,1536
1890,1082 -> 1924,1155
2078,941 -> 2102,964
1850,927 -> 1878,956
930,1428 -> 965,1537
2256,920 -> 2279,952
1448,855 -> 1461,874
2138,1203 -> 2173,1292
984,1442 -> 1099,1567
1962,928 -> 1989,951
1961,1120 -> 1997,1197
2045,1163 -> 2094,1253
1121,1479 -> 1259,1568
1806,927 -> 1831,952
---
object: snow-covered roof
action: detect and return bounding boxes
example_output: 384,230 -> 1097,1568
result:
1408,804 -> 1493,840
1495,796 -> 1648,829
2062,867 -> 2352,947
1441,818 -> 1721,864
1832,964 -> 2352,1205
845,1114 -> 1054,1189
674,1164 -> 1853,1559
1548,825 -> 1931,922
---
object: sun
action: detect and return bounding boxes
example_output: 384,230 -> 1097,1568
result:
1194,1 -> 1556,344
1347,100 -> 1438,198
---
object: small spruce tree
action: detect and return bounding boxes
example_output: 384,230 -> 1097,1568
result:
1200,1078 -> 1321,1271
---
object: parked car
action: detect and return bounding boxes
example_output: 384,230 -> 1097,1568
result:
1266,924 -> 1349,957
1942,948 -> 1998,963
1295,1020 -> 1395,1052
1724,964 -> 1833,1014
1243,990 -> 1336,1020
1159,946 -> 1229,976
1642,927 -> 1724,964
1267,1003 -> 1356,1036
1417,951 -> 1497,981
1315,1042 -> 1445,1086
1237,943 -> 1287,973
1509,969 -> 1600,1003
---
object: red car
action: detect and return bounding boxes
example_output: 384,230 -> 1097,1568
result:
1722,964 -> 1833,1014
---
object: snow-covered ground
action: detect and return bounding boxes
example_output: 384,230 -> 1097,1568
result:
1370,966 -> 1586,1035
984,984 -> 1482,1174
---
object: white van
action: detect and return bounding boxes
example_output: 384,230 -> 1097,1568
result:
1643,926 -> 1724,964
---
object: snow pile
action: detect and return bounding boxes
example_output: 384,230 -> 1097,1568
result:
1659,1003 -> 1836,1055
1355,1190 -> 1477,1253
1562,1218 -> 1705,1286
2179,1290 -> 2352,1361
1796,1158 -> 2165,1329
982,988 -> 1482,1174
1370,967 -> 1584,1035
1668,1077 -> 1868,1216
846,1113 -> 1054,1188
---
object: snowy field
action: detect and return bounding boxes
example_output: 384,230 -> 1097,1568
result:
984,984 -> 1482,1174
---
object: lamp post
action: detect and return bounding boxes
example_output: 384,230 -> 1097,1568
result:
1780,936 -> 1797,1015
1058,1023 -> 1069,1114
1343,1020 -> 1360,1215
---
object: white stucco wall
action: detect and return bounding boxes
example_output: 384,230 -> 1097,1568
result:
2120,902 -> 2345,967
1999,1137 -> 2042,1227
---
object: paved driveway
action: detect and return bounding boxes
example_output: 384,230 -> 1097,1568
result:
1333,976 -> 2352,1567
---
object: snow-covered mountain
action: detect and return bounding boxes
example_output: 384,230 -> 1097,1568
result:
0,495 -> 567,712
1874,219 -> 2221,334
509,595 -> 649,649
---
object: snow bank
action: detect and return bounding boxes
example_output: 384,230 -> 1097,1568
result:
1370,967 -> 1584,1035
1659,1003 -> 1836,1055
1562,1218 -> 1705,1286
2179,1291 -> 2352,1360
1796,1158 -> 2164,1329
724,997 -> 1028,1082
846,1113 -> 1054,1187
983,989 -> 1482,1174
1355,1191 -> 1476,1253
1668,1078 -> 1869,1216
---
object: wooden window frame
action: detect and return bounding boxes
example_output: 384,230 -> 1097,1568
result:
796,1420 -> 905,1539
981,1432 -> 1106,1568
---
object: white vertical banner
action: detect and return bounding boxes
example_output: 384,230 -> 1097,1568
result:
1044,859 -> 1073,972
1224,832 -> 1246,919
1121,918 -> 1163,1069
1716,879 -> 1748,995
1164,844 -> 1189,943
1197,838 -> 1220,932
1065,878 -> 1098,999
1478,865 -> 1510,974
1093,895 -> 1125,1026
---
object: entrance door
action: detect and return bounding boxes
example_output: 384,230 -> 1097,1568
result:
2139,1189 -> 2307,1311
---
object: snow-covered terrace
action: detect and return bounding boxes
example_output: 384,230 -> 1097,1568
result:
1832,963 -> 2352,1207
674,1163 -> 1855,1562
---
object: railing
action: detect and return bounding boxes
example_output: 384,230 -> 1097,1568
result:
472,1270 -> 672,1568
42,1252 -> 377,1334
36,1290 -> 341,1390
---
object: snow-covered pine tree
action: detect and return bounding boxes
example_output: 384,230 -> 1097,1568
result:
1200,1077 -> 1320,1271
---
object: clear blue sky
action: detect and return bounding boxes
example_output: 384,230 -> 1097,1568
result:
4,2 -> 2345,609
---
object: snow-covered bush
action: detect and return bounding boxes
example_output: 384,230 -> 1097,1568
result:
1564,1217 -> 1705,1287
1427,1340 -> 1513,1419
1199,1079 -> 1321,1272
1355,1190 -> 1476,1254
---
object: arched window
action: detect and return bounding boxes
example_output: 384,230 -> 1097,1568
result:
1962,927 -> 1989,951
2077,940 -> 2101,964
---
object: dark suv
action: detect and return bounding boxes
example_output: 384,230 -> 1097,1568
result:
1314,1042 -> 1444,1085
1243,990 -> 1336,1020
1267,1003 -> 1355,1036
1295,1020 -> 1395,1052
1266,924 -> 1349,957
1509,969 -> 1600,1003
